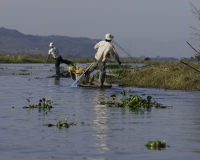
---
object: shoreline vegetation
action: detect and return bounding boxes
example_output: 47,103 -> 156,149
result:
0,54 -> 94,64
1,54 -> 200,91
106,61 -> 200,91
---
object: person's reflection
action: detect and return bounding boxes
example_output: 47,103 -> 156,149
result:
47,77 -> 60,93
54,77 -> 60,85
92,89 -> 111,152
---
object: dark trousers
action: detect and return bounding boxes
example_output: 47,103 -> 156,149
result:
55,56 -> 74,75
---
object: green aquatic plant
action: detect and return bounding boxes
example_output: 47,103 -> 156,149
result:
51,121 -> 70,128
44,118 -> 77,128
23,98 -> 53,109
105,64 -> 132,81
26,99 -> 33,108
19,69 -> 28,72
108,68 -> 130,79
101,88 -> 161,110
18,69 -> 31,75
145,140 -> 169,150
38,98 -> 53,108
19,73 -> 30,75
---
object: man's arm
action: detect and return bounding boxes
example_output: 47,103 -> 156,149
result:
45,54 -> 51,63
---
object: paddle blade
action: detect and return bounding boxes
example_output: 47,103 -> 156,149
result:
70,73 -> 84,87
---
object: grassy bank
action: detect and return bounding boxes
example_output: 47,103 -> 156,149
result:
106,61 -> 200,91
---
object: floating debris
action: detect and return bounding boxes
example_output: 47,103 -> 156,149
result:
19,69 -> 28,72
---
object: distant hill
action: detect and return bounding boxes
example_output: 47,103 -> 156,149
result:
0,27 -> 100,58
0,27 -> 198,60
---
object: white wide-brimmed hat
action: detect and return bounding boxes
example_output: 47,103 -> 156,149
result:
105,33 -> 114,40
49,42 -> 54,47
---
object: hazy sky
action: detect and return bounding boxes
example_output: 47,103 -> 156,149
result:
0,0 -> 200,58
0,0 -> 199,40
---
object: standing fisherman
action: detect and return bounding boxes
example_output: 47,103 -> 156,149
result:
45,42 -> 74,77
85,33 -> 121,87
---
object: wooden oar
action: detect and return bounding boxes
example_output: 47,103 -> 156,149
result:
70,63 -> 94,87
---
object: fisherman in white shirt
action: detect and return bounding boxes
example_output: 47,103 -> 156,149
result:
85,33 -> 121,87
46,42 -> 74,77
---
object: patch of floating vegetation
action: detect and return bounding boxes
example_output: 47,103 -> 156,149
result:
19,73 -> 30,75
23,98 -> 53,109
100,88 -> 170,112
44,118 -> 77,129
25,67 -> 33,69
145,140 -> 170,150
18,69 -> 31,75
19,69 -> 28,72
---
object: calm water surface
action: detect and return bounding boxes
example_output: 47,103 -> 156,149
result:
0,64 -> 200,160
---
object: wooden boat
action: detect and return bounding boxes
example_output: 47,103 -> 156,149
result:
77,75 -> 112,88
68,65 -> 112,88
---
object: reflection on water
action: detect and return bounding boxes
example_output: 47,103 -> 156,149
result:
54,78 -> 60,85
0,64 -> 200,160
93,104 -> 111,153
93,89 -> 110,152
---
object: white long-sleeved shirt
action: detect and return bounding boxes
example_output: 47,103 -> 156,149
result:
94,41 -> 119,62
48,47 -> 60,58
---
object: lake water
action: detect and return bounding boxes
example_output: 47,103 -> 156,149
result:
0,64 -> 200,160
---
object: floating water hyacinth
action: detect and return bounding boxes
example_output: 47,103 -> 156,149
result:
145,140 -> 169,150
47,121 -> 70,128
101,88 -> 163,110
23,98 -> 53,109
44,118 -> 77,128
